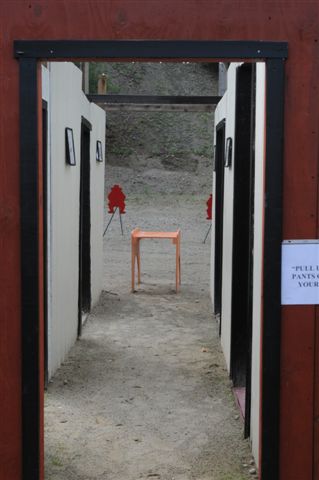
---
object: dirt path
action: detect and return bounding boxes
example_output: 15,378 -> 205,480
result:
45,194 -> 256,480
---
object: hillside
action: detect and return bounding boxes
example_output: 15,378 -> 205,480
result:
89,62 -> 219,195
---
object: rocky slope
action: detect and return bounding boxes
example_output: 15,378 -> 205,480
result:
89,62 -> 218,195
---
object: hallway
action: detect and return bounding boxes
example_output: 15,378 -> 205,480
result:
45,194 -> 254,480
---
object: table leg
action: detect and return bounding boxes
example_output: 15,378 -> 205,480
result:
119,211 -> 124,235
176,241 -> 179,293
131,237 -> 135,292
137,239 -> 141,285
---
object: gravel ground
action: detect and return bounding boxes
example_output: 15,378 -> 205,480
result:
45,194 -> 257,480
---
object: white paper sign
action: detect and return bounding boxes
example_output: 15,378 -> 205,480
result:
281,240 -> 319,305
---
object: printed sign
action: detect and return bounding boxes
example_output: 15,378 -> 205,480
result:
281,240 -> 319,305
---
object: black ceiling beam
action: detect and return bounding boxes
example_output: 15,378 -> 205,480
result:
87,94 -> 221,105
14,40 -> 288,60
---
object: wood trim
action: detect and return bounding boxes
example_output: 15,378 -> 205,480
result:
87,94 -> 222,104
14,40 -> 288,60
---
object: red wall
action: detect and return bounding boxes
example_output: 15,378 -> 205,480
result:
0,1 -> 318,479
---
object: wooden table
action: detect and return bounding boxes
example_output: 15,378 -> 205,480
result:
131,228 -> 181,292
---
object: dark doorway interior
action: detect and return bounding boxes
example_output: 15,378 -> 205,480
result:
214,119 -> 226,327
230,63 -> 256,436
42,100 -> 49,387
78,118 -> 92,337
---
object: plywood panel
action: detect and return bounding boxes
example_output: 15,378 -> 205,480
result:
313,308 -> 319,480
0,25 -> 22,480
280,306 -> 315,480
250,62 -> 265,467
220,63 -> 239,370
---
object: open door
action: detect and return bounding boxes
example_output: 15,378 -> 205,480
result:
230,63 -> 256,437
214,119 -> 226,328
78,118 -> 92,337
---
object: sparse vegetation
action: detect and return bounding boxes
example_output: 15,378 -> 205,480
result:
89,62 -> 217,170
50,456 -> 63,467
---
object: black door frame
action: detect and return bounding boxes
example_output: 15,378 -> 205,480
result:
244,63 -> 257,438
230,63 -> 254,386
15,40 -> 287,480
42,99 -> 49,388
78,117 -> 92,337
229,63 -> 255,435
213,119 -> 226,324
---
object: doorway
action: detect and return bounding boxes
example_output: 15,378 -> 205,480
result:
17,40 -> 286,480
229,63 -> 256,436
214,119 -> 226,326
78,119 -> 92,336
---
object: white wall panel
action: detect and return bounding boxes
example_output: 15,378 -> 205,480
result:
212,63 -> 266,467
90,102 -> 106,307
210,94 -> 227,310
250,62 -> 266,465
49,62 -> 83,377
43,63 -> 105,378
41,66 -> 53,373
219,63 -> 239,369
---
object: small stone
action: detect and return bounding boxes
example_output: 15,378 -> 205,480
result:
235,415 -> 240,420
242,463 -> 248,467
60,420 -> 67,423
249,459 -> 255,465
63,379 -> 68,385
249,468 -> 256,475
